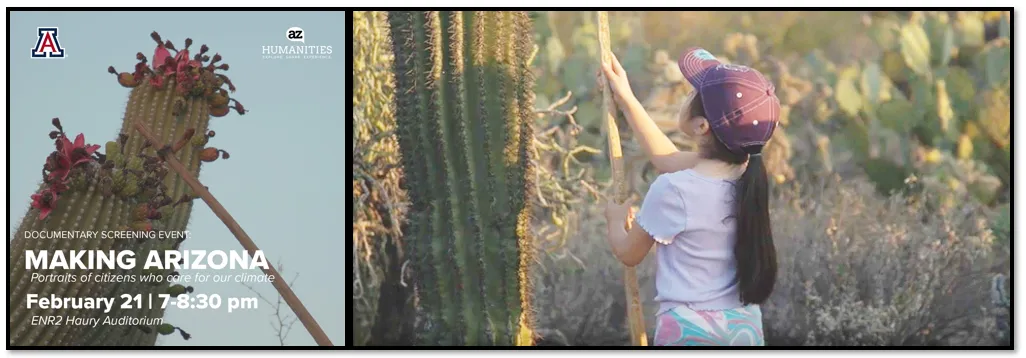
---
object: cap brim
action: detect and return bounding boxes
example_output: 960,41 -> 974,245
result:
677,47 -> 721,88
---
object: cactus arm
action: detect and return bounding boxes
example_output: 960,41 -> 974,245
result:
419,11 -> 465,344
436,11 -> 489,345
511,11 -> 536,346
128,80 -> 219,347
103,79 -> 176,347
470,11 -> 521,343
497,11 -> 527,345
596,11 -> 648,347
461,11 -> 510,345
387,11 -> 443,345
482,16 -> 519,331
390,11 -> 465,344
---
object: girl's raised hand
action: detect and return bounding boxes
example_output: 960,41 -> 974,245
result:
598,53 -> 637,108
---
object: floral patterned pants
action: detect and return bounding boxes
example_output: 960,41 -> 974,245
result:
653,304 -> 765,346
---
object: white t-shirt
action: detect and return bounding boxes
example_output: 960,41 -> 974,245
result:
636,169 -> 746,314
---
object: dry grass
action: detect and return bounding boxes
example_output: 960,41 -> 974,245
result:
530,175 -> 1010,346
763,177 -> 1007,346
531,200 -> 657,346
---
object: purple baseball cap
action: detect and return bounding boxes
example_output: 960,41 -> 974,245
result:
678,47 -> 780,155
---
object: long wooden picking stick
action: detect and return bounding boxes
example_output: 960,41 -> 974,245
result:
133,121 -> 334,347
596,11 -> 648,347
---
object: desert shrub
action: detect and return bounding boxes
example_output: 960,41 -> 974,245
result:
530,175 -> 1009,346
531,203 -> 658,346
764,176 -> 1008,346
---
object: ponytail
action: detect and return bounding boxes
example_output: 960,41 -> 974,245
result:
691,92 -> 778,305
733,150 -> 777,305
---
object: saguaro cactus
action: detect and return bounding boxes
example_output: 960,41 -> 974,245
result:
8,32 -> 244,346
387,11 -> 536,346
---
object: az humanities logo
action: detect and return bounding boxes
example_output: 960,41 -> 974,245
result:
261,27 -> 332,60
31,27 -> 66,59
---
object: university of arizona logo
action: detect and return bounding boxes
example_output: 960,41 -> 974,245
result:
31,27 -> 65,58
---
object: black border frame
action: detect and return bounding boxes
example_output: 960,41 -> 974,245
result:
8,7 -> 1015,350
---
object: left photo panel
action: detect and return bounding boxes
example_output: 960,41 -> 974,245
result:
9,9 -> 346,347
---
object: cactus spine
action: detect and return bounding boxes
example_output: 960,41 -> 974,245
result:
387,11 -> 535,346
9,32 -> 243,346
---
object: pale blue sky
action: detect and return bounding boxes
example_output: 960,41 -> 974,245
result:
10,11 -> 347,346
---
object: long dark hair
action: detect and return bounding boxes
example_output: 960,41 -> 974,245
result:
689,93 -> 777,305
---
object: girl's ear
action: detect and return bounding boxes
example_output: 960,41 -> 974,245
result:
692,116 -> 711,136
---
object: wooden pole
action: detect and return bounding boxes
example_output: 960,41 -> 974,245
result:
595,11 -> 648,347
132,121 -> 335,347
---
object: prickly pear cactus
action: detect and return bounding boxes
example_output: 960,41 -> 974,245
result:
954,11 -> 986,50
898,21 -> 931,76
923,12 -> 955,67
387,11 -> 536,346
713,11 -> 1012,206
723,33 -> 760,65
834,66 -> 863,117
9,31 -> 245,346
975,38 -> 1010,90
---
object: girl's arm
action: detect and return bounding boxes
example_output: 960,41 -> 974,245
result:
601,54 -> 699,174
605,200 -> 654,267
607,220 -> 655,267
619,97 -> 699,174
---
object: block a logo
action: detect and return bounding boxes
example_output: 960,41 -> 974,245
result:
31,27 -> 66,59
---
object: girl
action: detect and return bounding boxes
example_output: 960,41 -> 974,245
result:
600,48 -> 779,346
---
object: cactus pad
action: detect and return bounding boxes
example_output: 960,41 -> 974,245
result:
877,97 -> 917,133
898,22 -> 931,76
834,66 -> 863,117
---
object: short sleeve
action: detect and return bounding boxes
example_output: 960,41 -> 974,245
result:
635,174 -> 688,245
